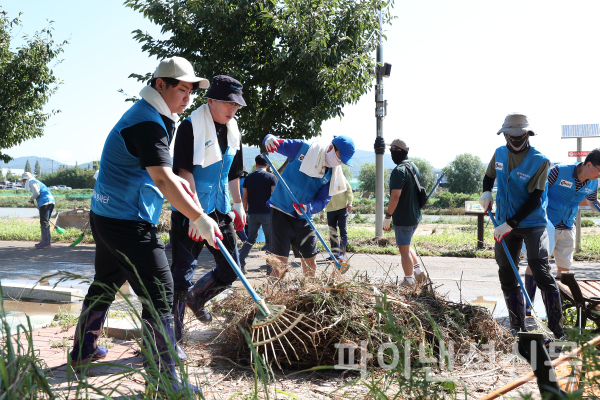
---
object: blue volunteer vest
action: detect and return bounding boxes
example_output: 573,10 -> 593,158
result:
494,146 -> 549,228
172,117 -> 237,215
269,142 -> 332,216
547,163 -> 598,227
91,98 -> 167,225
29,178 -> 54,208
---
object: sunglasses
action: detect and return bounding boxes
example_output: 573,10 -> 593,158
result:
220,100 -> 243,110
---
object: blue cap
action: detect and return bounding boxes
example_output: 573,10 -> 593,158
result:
332,136 -> 355,166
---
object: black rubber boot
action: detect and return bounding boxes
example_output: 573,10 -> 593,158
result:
541,290 -> 565,339
524,274 -> 537,317
70,304 -> 109,366
142,315 -> 200,395
503,290 -> 526,335
172,290 -> 188,361
185,270 -> 228,323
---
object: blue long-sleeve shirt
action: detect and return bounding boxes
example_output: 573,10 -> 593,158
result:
263,135 -> 331,216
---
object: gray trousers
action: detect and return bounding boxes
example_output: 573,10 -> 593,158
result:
495,225 -> 558,293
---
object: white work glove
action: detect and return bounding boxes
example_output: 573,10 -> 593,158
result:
232,202 -> 246,231
479,191 -> 493,212
494,222 -> 512,242
265,135 -> 284,153
383,217 -> 392,231
174,176 -> 194,198
189,213 -> 223,248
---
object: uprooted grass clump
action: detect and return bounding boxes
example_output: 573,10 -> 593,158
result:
209,267 -> 513,370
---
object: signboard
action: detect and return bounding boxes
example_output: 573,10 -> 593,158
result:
562,124 -> 600,138
579,198 -> 591,211
569,151 -> 590,157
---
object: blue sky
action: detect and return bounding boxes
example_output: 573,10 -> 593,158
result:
6,1 -> 600,168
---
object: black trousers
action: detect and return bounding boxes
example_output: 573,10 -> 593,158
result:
495,225 -> 557,293
170,210 -> 239,290
39,203 -> 54,229
85,211 -> 173,319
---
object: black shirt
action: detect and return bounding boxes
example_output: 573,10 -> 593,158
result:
172,119 -> 244,180
243,168 -> 277,214
121,115 -> 175,169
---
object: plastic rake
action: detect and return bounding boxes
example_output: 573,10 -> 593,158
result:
215,236 -> 313,367
486,209 -> 553,338
262,153 -> 350,274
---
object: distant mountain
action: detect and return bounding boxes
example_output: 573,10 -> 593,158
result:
0,157 -> 97,174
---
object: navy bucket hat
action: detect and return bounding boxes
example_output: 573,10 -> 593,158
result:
204,75 -> 246,107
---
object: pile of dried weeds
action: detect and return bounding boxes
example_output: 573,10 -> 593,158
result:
208,262 -> 512,370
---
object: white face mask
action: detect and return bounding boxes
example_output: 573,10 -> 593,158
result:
325,145 -> 342,168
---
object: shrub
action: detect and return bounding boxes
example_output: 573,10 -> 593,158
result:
434,192 -> 481,209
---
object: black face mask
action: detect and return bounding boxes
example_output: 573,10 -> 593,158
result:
391,149 -> 408,164
506,135 -> 530,154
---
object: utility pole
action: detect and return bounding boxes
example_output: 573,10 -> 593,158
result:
374,10 -> 391,238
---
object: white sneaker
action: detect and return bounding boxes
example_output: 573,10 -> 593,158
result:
401,277 -> 416,288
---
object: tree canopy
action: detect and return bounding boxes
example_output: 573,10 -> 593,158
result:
358,162 -> 388,195
124,0 -> 394,146
442,153 -> 486,194
24,159 -> 31,173
0,11 -> 66,163
34,160 -> 41,176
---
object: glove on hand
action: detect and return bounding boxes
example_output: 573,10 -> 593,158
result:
479,191 -> 493,212
232,202 -> 246,231
293,202 -> 308,216
265,135 -> 284,153
383,217 -> 392,231
28,200 -> 34,205
494,222 -> 512,242
174,176 -> 194,198
189,214 -> 223,248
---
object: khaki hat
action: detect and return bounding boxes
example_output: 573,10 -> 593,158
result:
153,57 -> 210,89
21,172 -> 33,181
389,138 -> 409,151
497,113 -> 535,136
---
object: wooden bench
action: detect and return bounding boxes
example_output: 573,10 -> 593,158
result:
557,273 -> 600,331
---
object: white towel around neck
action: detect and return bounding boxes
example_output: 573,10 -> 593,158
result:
190,104 -> 240,167
139,86 -> 179,123
298,140 -> 347,196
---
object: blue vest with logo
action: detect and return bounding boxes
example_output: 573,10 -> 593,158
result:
30,178 -> 54,208
494,146 -> 549,228
91,99 -> 167,225
269,142 -> 332,216
172,117 -> 236,215
547,163 -> 598,227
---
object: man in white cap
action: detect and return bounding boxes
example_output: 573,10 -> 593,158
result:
69,56 -> 217,394
478,113 -> 563,340
382,139 -> 427,287
170,75 -> 247,330
21,172 -> 55,249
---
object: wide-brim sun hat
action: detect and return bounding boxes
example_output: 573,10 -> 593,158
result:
21,172 -> 33,181
153,56 -> 210,89
497,113 -> 535,136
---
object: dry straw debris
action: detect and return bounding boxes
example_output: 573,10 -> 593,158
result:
208,259 -> 513,370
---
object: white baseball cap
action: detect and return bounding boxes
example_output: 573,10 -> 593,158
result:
153,57 -> 210,89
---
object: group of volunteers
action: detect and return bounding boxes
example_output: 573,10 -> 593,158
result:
52,56 -> 356,394
20,55 -> 586,394
478,113 -> 600,341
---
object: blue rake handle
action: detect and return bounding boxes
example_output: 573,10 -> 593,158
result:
486,208 -> 536,311
427,172 -> 445,201
262,153 -> 344,271
215,236 -> 270,316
